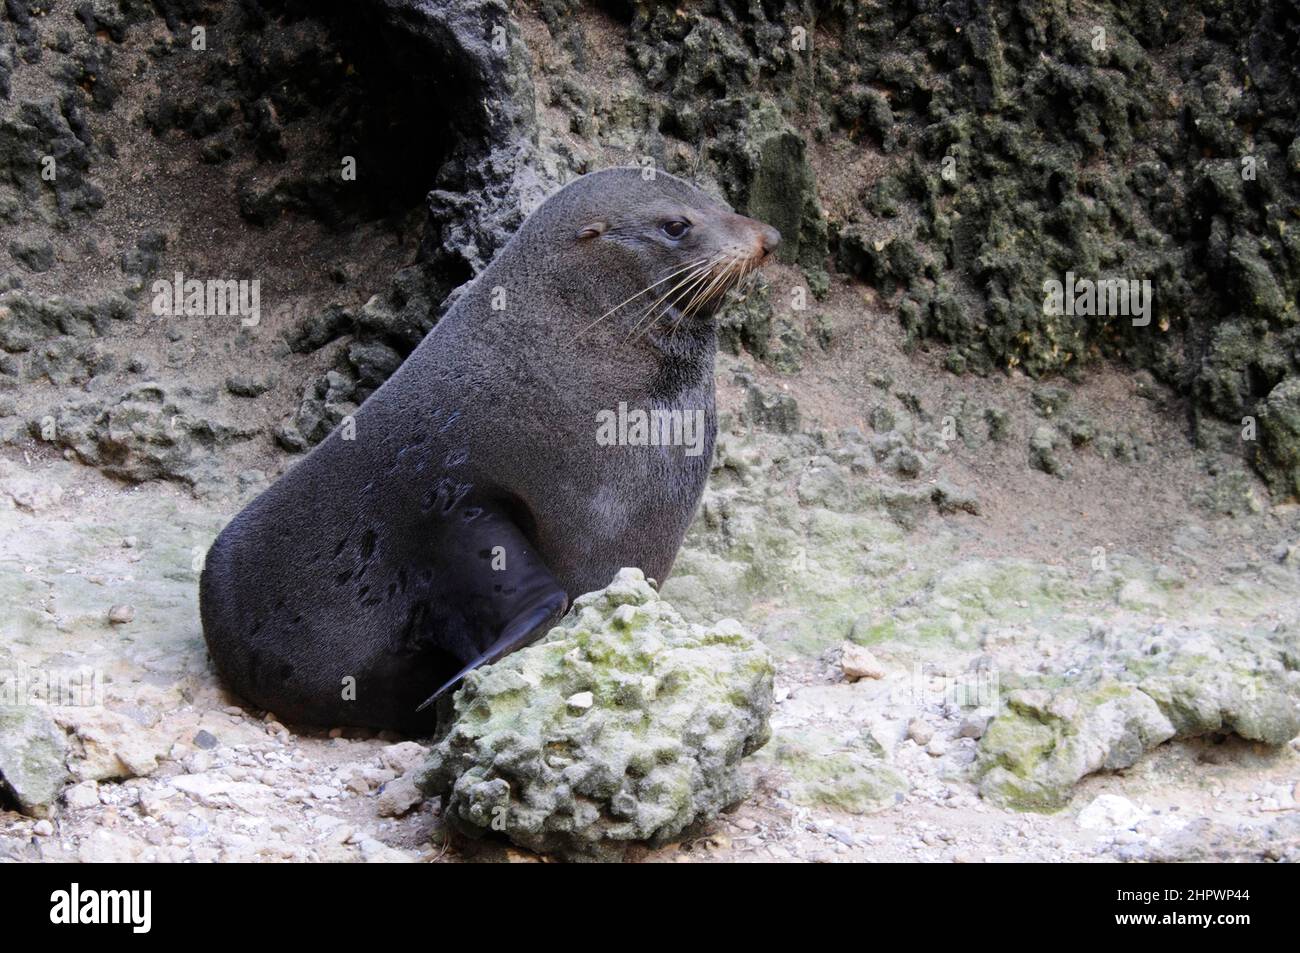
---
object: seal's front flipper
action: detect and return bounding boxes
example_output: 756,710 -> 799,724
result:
416,590 -> 567,711
414,505 -> 568,713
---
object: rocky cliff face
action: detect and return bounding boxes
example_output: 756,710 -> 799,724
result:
3,1 -> 1299,497
601,0 -> 1300,498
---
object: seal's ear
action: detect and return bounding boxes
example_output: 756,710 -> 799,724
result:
576,221 -> 607,240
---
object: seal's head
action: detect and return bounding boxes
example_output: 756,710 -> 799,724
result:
533,167 -> 780,338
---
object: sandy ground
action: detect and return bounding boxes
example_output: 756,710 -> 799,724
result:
2,321 -> 1298,862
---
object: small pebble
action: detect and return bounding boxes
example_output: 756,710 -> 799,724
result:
958,713 -> 991,739
65,780 -> 100,810
840,642 -> 885,680
107,604 -> 135,624
907,718 -> 933,746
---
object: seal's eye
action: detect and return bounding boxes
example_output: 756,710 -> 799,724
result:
661,220 -> 691,240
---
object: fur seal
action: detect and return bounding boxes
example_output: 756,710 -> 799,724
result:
199,167 -> 780,732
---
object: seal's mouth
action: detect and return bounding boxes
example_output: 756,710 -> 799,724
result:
578,219 -> 781,343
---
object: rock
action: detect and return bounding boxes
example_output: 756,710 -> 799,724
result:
171,773 -> 231,805
77,829 -> 144,863
730,104 -> 827,275
931,480 -> 980,515
977,684 -> 1176,811
906,718 -> 934,746
225,373 -> 273,398
0,461 -> 64,512
107,604 -> 135,624
958,713 -> 991,739
566,690 -> 594,710
840,642 -> 885,680
39,383 -> 261,488
137,786 -> 178,818
1116,579 -> 1166,611
378,741 -> 428,775
883,446 -> 926,479
744,380 -> 801,433
0,706 -> 72,817
357,836 -> 413,863
54,708 -> 168,781
64,779 -> 100,810
756,729 -> 908,814
8,236 -> 55,272
192,730 -> 218,750
1258,378 -> 1300,499
418,568 -> 774,861
347,341 -> 404,391
1029,425 -> 1063,476
1031,387 -> 1071,418
977,626 -> 1300,810
1077,794 -> 1146,831
376,773 -> 422,817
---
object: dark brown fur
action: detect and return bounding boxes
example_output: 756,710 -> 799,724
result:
199,167 -> 779,732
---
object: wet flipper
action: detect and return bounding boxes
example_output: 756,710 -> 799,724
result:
414,505 -> 568,713
415,589 -> 567,711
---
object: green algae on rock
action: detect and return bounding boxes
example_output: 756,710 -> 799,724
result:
976,626 -> 1300,811
417,568 -> 774,861
0,705 -> 71,818
757,730 -> 908,815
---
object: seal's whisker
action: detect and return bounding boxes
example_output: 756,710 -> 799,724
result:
682,256 -> 738,322
676,260 -> 729,328
625,262 -> 713,341
630,259 -> 721,344
728,254 -> 762,308
670,256 -> 739,336
627,266 -> 717,345
669,256 -> 728,314
625,255 -> 724,342
577,256 -> 711,338
729,258 -> 759,307
654,264 -> 722,340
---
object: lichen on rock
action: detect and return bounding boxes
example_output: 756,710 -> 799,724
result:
0,705 -> 71,819
757,730 -> 908,815
976,626 -> 1300,811
416,568 -> 774,861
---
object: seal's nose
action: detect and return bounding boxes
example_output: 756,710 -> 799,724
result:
760,225 -> 781,256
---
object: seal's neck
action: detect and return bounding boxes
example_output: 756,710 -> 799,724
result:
643,316 -> 718,403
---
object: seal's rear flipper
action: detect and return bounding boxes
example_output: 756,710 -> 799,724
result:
411,501 -> 569,713
416,591 -> 567,711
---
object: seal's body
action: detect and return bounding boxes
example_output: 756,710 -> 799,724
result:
200,168 -> 779,732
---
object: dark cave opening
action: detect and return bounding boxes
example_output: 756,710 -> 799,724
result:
146,0 -> 494,234
311,1 -> 492,225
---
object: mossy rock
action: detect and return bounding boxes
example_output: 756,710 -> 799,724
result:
976,627 -> 1300,811
418,569 -> 774,861
0,705 -> 71,818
